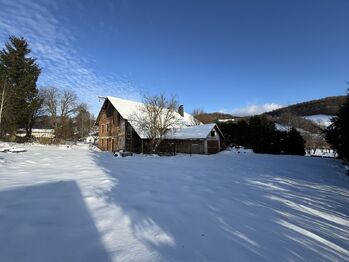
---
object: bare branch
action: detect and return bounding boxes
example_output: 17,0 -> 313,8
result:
132,94 -> 181,153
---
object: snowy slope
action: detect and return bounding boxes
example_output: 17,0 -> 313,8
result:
275,123 -> 291,131
303,114 -> 333,127
0,145 -> 348,261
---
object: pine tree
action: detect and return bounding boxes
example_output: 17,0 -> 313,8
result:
283,128 -> 306,155
0,36 -> 41,138
326,88 -> 349,160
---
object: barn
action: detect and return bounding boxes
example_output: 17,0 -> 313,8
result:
165,124 -> 223,154
95,96 -> 224,154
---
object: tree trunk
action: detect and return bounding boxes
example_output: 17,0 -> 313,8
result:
153,138 -> 163,153
26,114 -> 34,138
0,87 -> 5,135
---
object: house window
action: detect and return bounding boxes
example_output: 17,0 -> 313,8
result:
210,130 -> 216,137
101,125 -> 105,134
107,123 -> 109,132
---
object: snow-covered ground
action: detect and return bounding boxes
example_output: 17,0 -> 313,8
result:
303,114 -> 333,127
275,123 -> 291,132
306,148 -> 337,158
0,144 -> 348,261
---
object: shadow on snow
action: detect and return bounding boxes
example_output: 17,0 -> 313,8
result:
92,151 -> 349,261
0,180 -> 111,262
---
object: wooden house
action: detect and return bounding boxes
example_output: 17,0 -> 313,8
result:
95,96 -> 224,154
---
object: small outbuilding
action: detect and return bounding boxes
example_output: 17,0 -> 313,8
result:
165,124 -> 224,154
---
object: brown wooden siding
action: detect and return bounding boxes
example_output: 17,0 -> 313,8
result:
207,140 -> 219,154
97,99 -> 224,154
98,100 -> 126,152
157,140 -> 205,154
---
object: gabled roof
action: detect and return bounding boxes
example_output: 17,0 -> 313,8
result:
97,96 -> 199,139
106,96 -> 196,125
166,123 -> 223,140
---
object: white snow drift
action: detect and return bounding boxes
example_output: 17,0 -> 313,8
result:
0,144 -> 348,261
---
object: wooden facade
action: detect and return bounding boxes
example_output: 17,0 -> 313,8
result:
96,98 -> 224,154
97,99 -> 143,153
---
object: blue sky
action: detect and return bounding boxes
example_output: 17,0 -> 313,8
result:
1,0 -> 349,115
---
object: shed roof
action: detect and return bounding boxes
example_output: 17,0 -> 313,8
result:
166,123 -> 222,140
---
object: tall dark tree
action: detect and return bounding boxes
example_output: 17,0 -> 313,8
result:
326,88 -> 349,160
283,128 -> 306,155
0,36 -> 41,137
218,116 -> 305,155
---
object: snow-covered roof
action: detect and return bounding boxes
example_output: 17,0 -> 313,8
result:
166,124 -> 219,140
102,96 -> 199,139
107,96 -> 195,125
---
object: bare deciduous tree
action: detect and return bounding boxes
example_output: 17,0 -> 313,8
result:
303,132 -> 328,155
60,90 -> 78,119
41,87 -> 59,130
75,103 -> 94,138
133,94 -> 181,153
41,87 -> 78,139
191,108 -> 205,125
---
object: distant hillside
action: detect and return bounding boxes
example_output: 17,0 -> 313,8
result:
195,112 -> 240,124
264,96 -> 346,117
196,96 -> 345,127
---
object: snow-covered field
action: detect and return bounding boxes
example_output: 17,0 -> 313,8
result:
303,114 -> 333,127
0,144 -> 349,261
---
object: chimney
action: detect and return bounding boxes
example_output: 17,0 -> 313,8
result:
178,105 -> 184,117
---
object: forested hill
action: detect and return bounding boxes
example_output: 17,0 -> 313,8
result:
195,96 -> 345,124
264,96 -> 346,117
194,112 -> 240,124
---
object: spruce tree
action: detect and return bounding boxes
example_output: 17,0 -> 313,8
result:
283,128 -> 306,155
0,36 -> 41,138
326,89 -> 349,160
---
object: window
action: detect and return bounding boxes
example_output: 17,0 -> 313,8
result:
107,123 -> 109,132
210,130 -> 216,137
101,125 -> 105,134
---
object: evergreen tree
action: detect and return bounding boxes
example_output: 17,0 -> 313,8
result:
0,36 -> 41,137
283,128 -> 306,155
326,88 -> 349,160
249,115 -> 281,154
218,116 -> 305,155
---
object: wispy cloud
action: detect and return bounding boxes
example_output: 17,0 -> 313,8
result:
0,0 -> 140,114
221,103 -> 283,116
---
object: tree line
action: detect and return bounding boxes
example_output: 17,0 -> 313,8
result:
325,88 -> 349,161
217,115 -> 306,155
265,96 -> 346,117
0,36 -> 94,142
